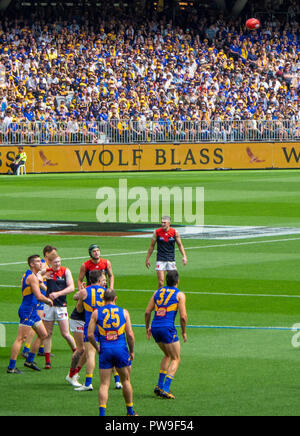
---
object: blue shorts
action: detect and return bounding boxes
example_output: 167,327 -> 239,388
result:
99,345 -> 131,370
18,305 -> 41,327
151,325 -> 179,344
36,302 -> 44,312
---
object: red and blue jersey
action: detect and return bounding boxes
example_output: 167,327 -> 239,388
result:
84,258 -> 108,286
46,266 -> 68,307
156,227 -> 176,261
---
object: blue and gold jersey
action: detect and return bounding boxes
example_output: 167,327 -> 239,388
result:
21,270 -> 37,308
151,286 -> 181,328
96,304 -> 127,349
83,285 -> 105,336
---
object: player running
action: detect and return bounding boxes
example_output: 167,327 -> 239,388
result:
7,255 -> 53,374
78,244 -> 114,289
88,288 -> 137,416
145,270 -> 187,399
43,256 -> 76,369
145,216 -> 187,289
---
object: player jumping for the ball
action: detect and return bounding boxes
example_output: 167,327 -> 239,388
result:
145,216 -> 187,289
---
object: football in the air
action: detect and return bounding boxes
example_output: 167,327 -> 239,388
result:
246,18 -> 261,30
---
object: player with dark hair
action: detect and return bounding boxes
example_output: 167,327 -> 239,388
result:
145,270 -> 188,399
88,288 -> 137,416
7,255 -> 53,374
145,216 -> 187,288
78,244 -> 114,289
72,269 -> 106,391
21,245 -> 58,358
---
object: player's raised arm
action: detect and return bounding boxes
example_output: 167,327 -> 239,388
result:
178,292 -> 188,342
145,293 -> 156,340
75,286 -> 87,313
175,230 -> 187,266
146,231 -> 157,269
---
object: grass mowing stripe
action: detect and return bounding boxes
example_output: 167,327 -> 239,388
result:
1,236 -> 300,268
1,285 -> 300,299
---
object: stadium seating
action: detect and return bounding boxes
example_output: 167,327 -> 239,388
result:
0,3 -> 298,144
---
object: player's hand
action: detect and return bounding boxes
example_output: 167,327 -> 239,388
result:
182,332 -> 187,343
146,328 -> 152,340
146,259 -> 151,269
49,292 -> 59,301
182,256 -> 187,266
130,352 -> 134,361
46,298 -> 54,307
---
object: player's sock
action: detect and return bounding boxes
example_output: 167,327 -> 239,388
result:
26,352 -> 35,363
158,370 -> 167,389
114,370 -> 121,385
69,368 -> 77,378
75,365 -> 82,375
99,405 -> 106,416
45,353 -> 51,365
163,375 -> 174,393
85,374 -> 93,387
22,343 -> 31,354
8,359 -> 16,370
126,403 -> 134,416
38,345 -> 44,354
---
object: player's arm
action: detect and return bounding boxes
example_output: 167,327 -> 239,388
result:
178,292 -> 188,342
36,271 -> 47,292
88,310 -> 100,353
74,282 -> 86,301
145,293 -> 155,340
106,260 -> 114,289
145,231 -> 157,269
75,288 -> 87,313
124,309 -> 135,361
175,230 -> 187,265
27,274 -> 53,306
77,263 -> 86,289
49,268 -> 75,301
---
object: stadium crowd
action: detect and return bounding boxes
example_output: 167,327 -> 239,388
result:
0,2 -> 299,143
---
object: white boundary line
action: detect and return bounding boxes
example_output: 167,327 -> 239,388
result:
1,236 -> 300,267
0,285 -> 299,299
0,320 -> 298,331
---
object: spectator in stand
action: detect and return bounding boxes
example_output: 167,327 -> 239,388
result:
0,4 -> 298,143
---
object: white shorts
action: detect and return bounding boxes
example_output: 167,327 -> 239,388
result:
156,261 -> 177,271
43,305 -> 69,322
69,319 -> 85,334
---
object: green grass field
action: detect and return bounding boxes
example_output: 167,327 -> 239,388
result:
1,170 -> 300,416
